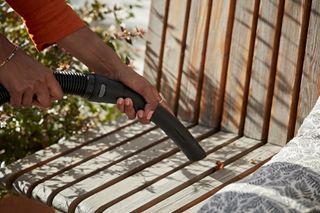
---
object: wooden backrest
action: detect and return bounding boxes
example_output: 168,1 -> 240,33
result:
143,0 -> 320,147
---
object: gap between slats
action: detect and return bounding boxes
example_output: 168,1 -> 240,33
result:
133,143 -> 264,212
172,0 -> 192,115
287,0 -> 312,141
152,144 -> 280,212
3,120 -> 136,190
243,0 -> 285,141
221,0 -> 259,134
105,138 -> 265,212
156,0 -> 170,90
42,123 -> 198,207
238,0 -> 261,135
177,156 -> 273,212
214,0 -> 237,128
261,0 -> 285,142
92,132 -> 239,212
25,125 -> 159,197
66,126 -> 214,213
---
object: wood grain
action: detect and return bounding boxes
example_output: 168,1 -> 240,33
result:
79,131 -> 237,213
268,0 -> 307,145
159,0 -> 190,111
13,123 -> 155,195
221,0 -> 258,134
198,0 -> 234,128
152,144 -> 281,212
143,0 -> 168,86
105,136 -> 261,212
0,118 -> 133,189
177,0 -> 211,122
295,0 -> 320,133
28,125 -> 210,213
244,0 -> 284,140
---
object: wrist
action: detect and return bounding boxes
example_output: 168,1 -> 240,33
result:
0,35 -> 16,62
0,45 -> 19,70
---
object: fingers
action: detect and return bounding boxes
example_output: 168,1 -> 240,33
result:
21,88 -> 33,107
116,98 -> 125,113
138,104 -> 153,124
10,91 -> 23,107
116,91 -> 172,124
33,82 -> 51,108
46,73 -> 63,100
117,98 -> 137,120
124,98 -> 136,119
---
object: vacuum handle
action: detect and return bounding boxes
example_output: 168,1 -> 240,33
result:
89,75 -> 206,161
0,72 -> 206,161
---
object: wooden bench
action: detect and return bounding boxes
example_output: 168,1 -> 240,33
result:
1,0 -> 319,212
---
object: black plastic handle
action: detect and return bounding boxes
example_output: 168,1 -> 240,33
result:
0,72 -> 206,161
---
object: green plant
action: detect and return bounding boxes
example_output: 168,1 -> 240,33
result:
0,0 -> 145,165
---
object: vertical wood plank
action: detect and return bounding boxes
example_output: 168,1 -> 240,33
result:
244,0 -> 284,140
198,0 -> 235,128
268,0 -> 309,145
295,0 -> 320,132
177,0 -> 212,122
221,0 -> 258,133
159,0 -> 191,112
143,0 -> 168,86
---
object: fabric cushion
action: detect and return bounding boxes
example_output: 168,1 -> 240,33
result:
199,98 -> 320,213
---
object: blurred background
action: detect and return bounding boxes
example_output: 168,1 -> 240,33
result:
71,0 -> 151,74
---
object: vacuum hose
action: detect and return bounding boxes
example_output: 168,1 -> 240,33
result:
0,72 -> 206,161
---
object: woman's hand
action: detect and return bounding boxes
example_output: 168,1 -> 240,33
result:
116,69 -> 164,124
58,27 -> 172,124
0,42 -> 63,108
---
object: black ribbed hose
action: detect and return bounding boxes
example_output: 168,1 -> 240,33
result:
0,71 -> 206,161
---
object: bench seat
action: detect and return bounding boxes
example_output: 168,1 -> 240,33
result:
0,118 -> 282,212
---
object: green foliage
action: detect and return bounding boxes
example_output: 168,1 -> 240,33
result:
0,0 -> 144,166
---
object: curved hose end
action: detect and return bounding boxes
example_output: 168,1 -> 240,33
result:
189,149 -> 207,161
151,106 -> 207,161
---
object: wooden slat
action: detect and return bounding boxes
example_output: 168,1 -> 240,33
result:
26,125 -> 211,212
295,0 -> 320,133
148,144 -> 281,212
268,0 -> 308,145
13,123 -> 156,196
104,137 -> 262,212
159,0 -> 190,111
184,147 -> 280,213
177,0 -> 211,122
0,117 -> 133,188
221,0 -> 259,134
15,124 -> 164,197
244,0 -> 285,141
75,131 -> 238,213
198,0 -> 234,128
143,0 -> 168,86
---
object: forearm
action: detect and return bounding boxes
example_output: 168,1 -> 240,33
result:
57,26 -> 166,123
57,26 -> 131,80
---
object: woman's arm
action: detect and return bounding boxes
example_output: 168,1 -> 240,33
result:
57,27 -> 163,123
5,0 -> 167,122
0,35 -> 63,107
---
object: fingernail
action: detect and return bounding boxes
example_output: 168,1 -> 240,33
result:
125,99 -> 130,106
118,98 -> 123,105
147,111 -> 154,120
138,111 -> 143,118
